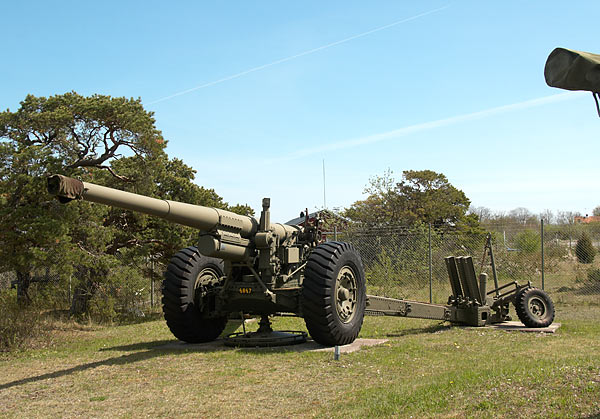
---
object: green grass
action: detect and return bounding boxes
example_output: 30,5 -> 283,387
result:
0,305 -> 599,418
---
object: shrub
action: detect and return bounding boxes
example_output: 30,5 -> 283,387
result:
0,290 -> 46,351
514,229 -> 541,254
366,248 -> 401,288
575,232 -> 596,264
588,268 -> 600,284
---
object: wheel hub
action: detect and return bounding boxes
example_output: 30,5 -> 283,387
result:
529,297 -> 547,318
194,267 -> 220,308
335,266 -> 357,323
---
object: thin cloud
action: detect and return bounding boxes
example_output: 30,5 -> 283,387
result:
147,5 -> 450,105
272,92 -> 585,162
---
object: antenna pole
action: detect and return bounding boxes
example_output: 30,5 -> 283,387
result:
322,159 -> 326,209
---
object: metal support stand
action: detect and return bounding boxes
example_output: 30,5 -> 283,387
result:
224,315 -> 307,347
541,219 -> 545,290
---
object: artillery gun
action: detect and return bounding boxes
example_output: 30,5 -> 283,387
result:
48,175 -> 555,347
48,174 -> 366,346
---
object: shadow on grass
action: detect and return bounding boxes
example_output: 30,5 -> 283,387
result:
99,319 -> 245,353
556,283 -> 600,296
98,340 -> 175,352
0,336 -> 332,390
0,320 -> 250,390
0,349 -> 168,391
575,284 -> 600,295
0,338 -> 243,391
385,322 -> 452,337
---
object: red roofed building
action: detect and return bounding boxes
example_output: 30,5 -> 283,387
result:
574,215 -> 600,224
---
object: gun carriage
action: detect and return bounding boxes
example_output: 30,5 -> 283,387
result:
48,175 -> 554,347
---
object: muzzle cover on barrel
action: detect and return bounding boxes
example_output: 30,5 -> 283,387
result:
47,174 -> 84,203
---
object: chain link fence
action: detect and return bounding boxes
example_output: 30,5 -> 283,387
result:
3,222 -> 599,320
333,223 -> 600,314
0,253 -> 166,320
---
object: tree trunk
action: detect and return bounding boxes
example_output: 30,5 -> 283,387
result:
69,267 -> 101,316
16,271 -> 31,306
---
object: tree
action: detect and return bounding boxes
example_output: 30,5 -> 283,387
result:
344,169 -> 479,231
470,206 -> 493,222
575,232 -> 596,264
509,207 -> 536,225
0,141 -> 76,304
539,209 -> 555,224
0,92 -> 251,312
0,92 -> 164,180
0,93 -> 164,306
556,211 -> 581,225
343,169 -> 399,226
593,206 -> 600,217
97,152 -> 254,268
556,211 -> 581,249
396,170 -> 471,226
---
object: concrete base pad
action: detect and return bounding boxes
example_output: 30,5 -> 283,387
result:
158,338 -> 388,353
309,338 -> 389,353
486,321 -> 561,333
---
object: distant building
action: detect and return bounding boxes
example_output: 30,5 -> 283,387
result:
574,215 -> 600,224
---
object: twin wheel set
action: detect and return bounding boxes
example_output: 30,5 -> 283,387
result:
161,242 -> 366,346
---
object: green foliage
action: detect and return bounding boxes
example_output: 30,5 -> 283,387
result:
356,224 -> 451,300
344,169 -> 480,232
88,292 -> 117,323
0,140 -> 77,295
0,290 -> 48,351
587,268 -> 600,284
398,170 -> 471,227
513,229 -> 541,254
542,239 -> 568,271
575,232 -> 596,264
0,92 -> 252,318
366,247 -> 402,288
0,92 -> 164,175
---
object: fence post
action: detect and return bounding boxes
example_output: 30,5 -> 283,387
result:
429,223 -> 432,303
334,225 -> 338,241
150,258 -> 155,307
541,219 -> 545,290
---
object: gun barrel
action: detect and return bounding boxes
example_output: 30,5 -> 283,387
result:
48,174 -> 258,238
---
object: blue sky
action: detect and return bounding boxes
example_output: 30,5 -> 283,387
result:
1,1 -> 599,221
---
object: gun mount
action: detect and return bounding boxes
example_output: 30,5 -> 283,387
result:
49,175 -> 554,347
48,174 -> 364,346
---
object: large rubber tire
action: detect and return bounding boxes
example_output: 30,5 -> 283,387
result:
162,247 -> 227,343
301,242 -> 366,346
515,287 -> 555,328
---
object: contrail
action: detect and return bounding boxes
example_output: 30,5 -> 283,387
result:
147,5 -> 450,105
271,92 -> 586,162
